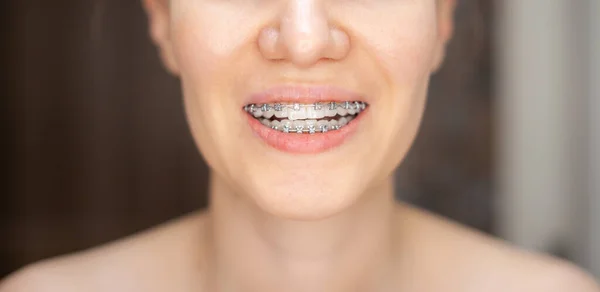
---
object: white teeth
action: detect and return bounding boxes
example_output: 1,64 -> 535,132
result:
305,107 -> 321,119
280,119 -> 292,128
274,107 -> 288,118
305,120 -> 317,131
292,120 -> 306,133
314,109 -> 326,119
247,102 -> 367,119
260,117 -> 357,134
325,109 -> 337,117
263,110 -> 275,119
288,107 -> 307,121
281,119 -> 292,133
271,120 -> 281,129
245,101 -> 368,133
306,120 -> 317,134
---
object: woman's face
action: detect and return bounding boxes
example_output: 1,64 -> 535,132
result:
144,0 -> 455,219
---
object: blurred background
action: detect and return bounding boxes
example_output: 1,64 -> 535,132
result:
1,0 -> 598,279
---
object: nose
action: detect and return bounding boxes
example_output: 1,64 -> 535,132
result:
258,0 -> 350,67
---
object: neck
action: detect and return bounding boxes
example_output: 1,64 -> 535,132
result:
204,173 -> 398,292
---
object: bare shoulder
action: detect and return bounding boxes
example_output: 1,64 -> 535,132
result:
0,212 -> 209,292
395,204 -> 599,292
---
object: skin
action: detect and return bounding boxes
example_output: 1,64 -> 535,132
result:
1,0 -> 599,291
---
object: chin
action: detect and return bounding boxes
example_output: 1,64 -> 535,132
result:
244,169 -> 367,221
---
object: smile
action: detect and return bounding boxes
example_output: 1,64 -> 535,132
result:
244,101 -> 368,134
243,86 -> 370,153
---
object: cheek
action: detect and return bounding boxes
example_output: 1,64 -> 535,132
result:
170,4 -> 254,81
340,3 -> 439,174
334,1 -> 439,84
363,12 -> 438,85
168,3 -> 264,159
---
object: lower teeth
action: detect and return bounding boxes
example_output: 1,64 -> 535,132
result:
260,117 -> 354,134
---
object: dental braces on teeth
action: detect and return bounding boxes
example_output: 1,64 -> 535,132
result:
244,101 -> 368,134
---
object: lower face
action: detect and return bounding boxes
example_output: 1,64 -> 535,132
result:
170,0 -> 441,219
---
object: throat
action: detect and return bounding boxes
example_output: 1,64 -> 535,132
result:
206,173 -> 397,292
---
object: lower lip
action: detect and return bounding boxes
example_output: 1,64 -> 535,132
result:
246,111 -> 367,154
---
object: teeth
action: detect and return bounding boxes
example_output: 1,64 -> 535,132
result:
347,103 -> 357,115
281,119 -> 292,133
274,107 -> 288,118
305,119 -> 317,127
271,120 -> 281,130
252,107 -> 263,118
336,107 -> 348,116
325,108 -> 337,117
263,111 -> 275,119
245,101 -> 367,119
263,109 -> 275,119
329,119 -> 339,128
288,107 -> 307,120
292,120 -> 306,133
259,118 -> 356,134
315,109 -> 326,119
245,101 -> 368,133
305,107 -> 322,119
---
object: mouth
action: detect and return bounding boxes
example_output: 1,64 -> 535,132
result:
244,101 -> 368,134
243,86 -> 370,154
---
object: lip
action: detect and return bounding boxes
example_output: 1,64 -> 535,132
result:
245,85 -> 367,105
244,85 -> 369,154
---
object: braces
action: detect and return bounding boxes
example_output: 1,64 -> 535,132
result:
274,123 -> 345,134
246,101 -> 367,134
259,114 -> 356,134
244,101 -> 367,113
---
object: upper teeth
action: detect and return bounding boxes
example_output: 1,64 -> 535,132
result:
244,101 -> 367,120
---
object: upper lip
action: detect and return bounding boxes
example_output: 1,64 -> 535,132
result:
245,85 -> 367,106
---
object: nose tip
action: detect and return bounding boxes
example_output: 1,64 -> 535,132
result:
258,0 -> 350,67
283,29 -> 330,66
